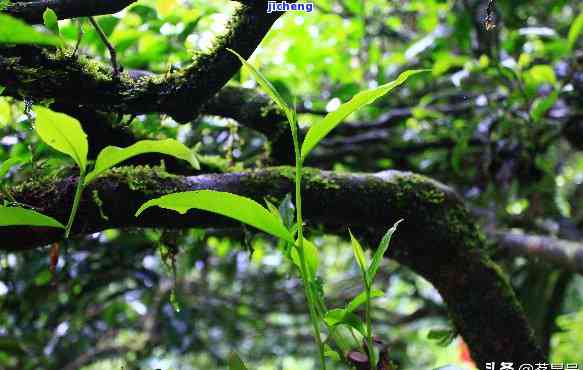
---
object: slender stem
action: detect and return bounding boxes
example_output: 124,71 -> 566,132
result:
365,284 -> 375,369
290,116 -> 326,370
65,171 -> 85,238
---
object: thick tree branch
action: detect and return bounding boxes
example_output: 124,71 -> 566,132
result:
3,0 -> 136,24
0,166 -> 544,364
202,86 -> 295,163
0,2 -> 287,123
492,230 -> 583,274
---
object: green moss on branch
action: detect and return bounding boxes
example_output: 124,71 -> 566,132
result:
0,166 -> 544,364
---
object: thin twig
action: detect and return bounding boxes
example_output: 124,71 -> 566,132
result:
71,18 -> 84,58
88,16 -> 119,78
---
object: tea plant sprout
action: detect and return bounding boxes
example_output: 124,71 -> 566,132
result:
0,106 -> 199,240
136,49 -> 428,369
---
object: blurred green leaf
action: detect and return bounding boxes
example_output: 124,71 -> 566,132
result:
0,13 -> 62,46
568,10 -> 583,51
85,139 -> 199,184
324,346 -> 341,362
427,328 -> 456,346
0,155 -> 31,179
530,90 -> 558,122
34,106 -> 88,172
135,190 -> 294,243
432,52 -> 468,76
0,337 -> 26,355
0,206 -> 64,228
228,352 -> 248,370
524,65 -> 557,96
34,269 -> 52,286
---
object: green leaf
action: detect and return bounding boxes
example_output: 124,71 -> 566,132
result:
339,312 -> 367,337
290,238 -> 320,279
0,85 -> 5,95
323,309 -> 366,336
324,347 -> 341,362
0,0 -> 10,11
568,10 -> 583,51
34,269 -> 52,286
367,219 -> 402,286
329,324 -> 362,353
264,198 -> 282,221
227,48 -> 295,124
323,289 -> 383,327
0,13 -> 62,46
427,328 -> 457,346
0,206 -> 65,228
135,190 -> 294,243
346,289 -> 384,313
324,308 -> 348,327
85,139 -> 199,184
0,155 -> 31,179
278,193 -> 294,229
301,69 -> 428,158
530,90 -> 558,123
34,106 -> 88,172
349,229 -> 367,279
42,8 -> 60,36
523,65 -> 557,97
228,352 -> 248,370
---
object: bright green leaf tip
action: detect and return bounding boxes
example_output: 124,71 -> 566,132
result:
0,206 -> 65,229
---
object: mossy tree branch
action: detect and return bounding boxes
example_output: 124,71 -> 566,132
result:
0,2 -> 290,122
2,0 -> 272,24
2,0 -> 137,24
0,166 -> 544,365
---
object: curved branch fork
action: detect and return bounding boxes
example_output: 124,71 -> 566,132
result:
0,166 -> 545,364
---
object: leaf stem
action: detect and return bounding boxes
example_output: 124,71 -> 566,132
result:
291,114 -> 326,370
65,170 -> 85,238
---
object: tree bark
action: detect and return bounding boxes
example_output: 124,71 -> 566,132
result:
0,166 -> 545,365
